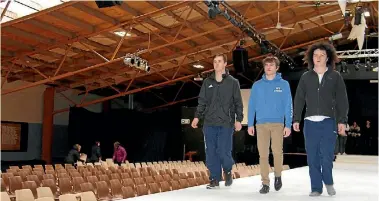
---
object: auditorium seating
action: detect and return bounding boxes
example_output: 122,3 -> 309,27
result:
1,160 -> 290,201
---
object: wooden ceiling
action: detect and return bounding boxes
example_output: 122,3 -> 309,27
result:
1,1 -> 378,101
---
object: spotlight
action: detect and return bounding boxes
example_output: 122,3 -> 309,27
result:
123,53 -> 150,72
205,1 -> 221,20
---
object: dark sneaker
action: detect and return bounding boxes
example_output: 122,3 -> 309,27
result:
224,171 -> 233,186
274,176 -> 282,191
259,184 -> 270,194
206,179 -> 220,189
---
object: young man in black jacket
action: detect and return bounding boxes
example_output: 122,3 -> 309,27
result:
191,53 -> 244,189
293,42 -> 349,197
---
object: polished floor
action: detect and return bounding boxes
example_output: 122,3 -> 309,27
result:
127,155 -> 378,201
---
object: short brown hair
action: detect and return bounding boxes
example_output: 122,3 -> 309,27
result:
213,53 -> 227,63
262,55 -> 280,68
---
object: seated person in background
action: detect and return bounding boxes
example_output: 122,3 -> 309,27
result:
89,141 -> 102,163
347,121 -> 360,154
349,121 -> 360,137
113,141 -> 127,165
65,144 -> 85,165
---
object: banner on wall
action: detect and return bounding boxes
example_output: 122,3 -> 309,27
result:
1,121 -> 28,152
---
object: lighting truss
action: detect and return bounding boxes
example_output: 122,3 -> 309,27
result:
204,0 -> 296,67
336,49 -> 379,59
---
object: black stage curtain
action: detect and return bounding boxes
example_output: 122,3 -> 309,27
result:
68,107 -> 183,162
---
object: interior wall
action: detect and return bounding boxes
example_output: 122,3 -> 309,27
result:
1,81 -> 103,161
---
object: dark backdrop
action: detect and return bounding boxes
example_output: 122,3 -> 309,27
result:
68,106 -> 183,162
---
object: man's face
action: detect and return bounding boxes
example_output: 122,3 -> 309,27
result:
213,56 -> 226,72
313,49 -> 328,67
264,62 -> 278,76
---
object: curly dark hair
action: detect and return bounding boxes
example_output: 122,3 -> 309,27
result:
304,41 -> 339,70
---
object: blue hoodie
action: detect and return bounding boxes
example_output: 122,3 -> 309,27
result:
248,73 -> 293,128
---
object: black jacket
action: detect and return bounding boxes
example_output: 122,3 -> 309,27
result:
89,145 -> 101,162
65,149 -> 84,164
194,70 -> 243,127
293,67 -> 349,124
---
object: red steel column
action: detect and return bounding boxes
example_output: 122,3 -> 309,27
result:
42,87 -> 55,164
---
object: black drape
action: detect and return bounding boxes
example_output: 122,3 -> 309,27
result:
68,106 -> 183,162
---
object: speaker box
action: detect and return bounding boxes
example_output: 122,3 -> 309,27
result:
233,47 -> 249,73
95,1 -> 122,8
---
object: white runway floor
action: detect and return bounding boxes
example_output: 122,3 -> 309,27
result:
128,155 -> 378,201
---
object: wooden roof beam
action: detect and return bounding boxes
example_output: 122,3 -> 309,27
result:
83,13 -> 346,91
148,2 -> 217,41
2,2 -> 326,94
191,4 -> 238,38
1,1 -> 194,63
1,1 -> 77,27
24,19 -> 75,38
49,11 -> 94,32
2,27 -> 54,44
72,3 -> 119,25
119,2 -> 197,47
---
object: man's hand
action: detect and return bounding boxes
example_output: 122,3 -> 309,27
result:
293,122 -> 300,132
283,127 -> 291,138
247,126 -> 255,136
235,121 -> 242,131
191,118 -> 199,128
337,123 -> 345,135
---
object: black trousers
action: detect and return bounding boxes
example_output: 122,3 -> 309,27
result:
335,135 -> 347,154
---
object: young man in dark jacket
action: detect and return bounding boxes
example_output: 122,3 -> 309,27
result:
293,42 -> 349,197
191,53 -> 244,189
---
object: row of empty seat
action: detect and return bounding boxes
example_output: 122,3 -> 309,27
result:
1,160 -> 290,201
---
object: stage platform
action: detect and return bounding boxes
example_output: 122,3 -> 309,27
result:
128,155 -> 378,201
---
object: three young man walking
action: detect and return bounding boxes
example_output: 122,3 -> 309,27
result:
192,42 -> 348,197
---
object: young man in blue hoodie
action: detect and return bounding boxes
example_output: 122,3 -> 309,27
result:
247,56 -> 293,194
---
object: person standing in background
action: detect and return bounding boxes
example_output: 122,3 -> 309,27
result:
65,144 -> 85,166
113,142 -> 127,165
89,141 -> 102,163
247,55 -> 293,194
191,53 -> 244,189
335,123 -> 349,155
293,42 -> 349,197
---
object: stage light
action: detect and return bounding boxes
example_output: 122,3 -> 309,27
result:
123,54 -> 150,72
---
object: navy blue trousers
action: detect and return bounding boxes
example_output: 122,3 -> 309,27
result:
304,118 -> 337,193
203,126 -> 234,181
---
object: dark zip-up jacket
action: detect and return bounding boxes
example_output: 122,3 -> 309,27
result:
89,145 -> 101,162
293,67 -> 349,124
65,149 -> 84,164
194,70 -> 244,128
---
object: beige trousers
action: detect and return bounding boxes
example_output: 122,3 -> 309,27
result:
256,123 -> 284,185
